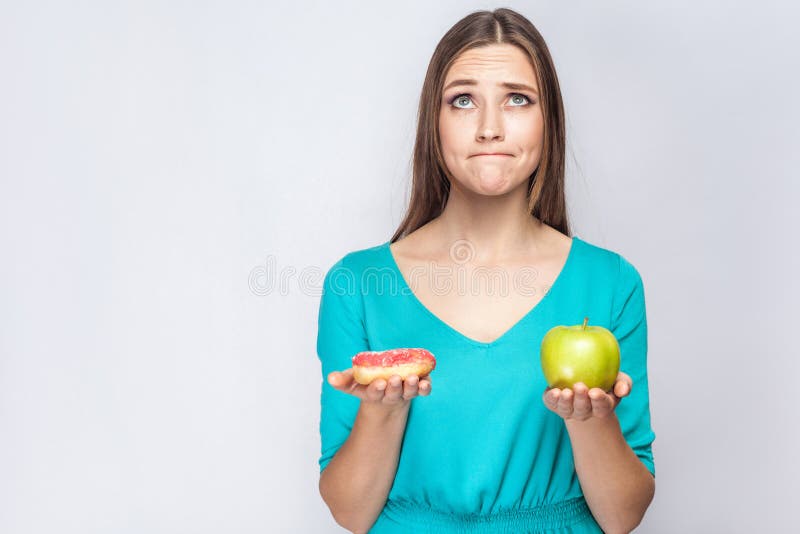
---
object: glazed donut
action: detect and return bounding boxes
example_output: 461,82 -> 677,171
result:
351,348 -> 436,385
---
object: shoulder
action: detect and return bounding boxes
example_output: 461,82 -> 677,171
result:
572,236 -> 647,326
322,241 -> 393,295
573,235 -> 643,285
324,240 -> 387,270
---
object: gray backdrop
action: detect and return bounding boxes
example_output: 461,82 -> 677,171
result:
1,1 -> 798,532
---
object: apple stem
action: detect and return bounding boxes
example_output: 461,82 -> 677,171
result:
582,317 -> 589,330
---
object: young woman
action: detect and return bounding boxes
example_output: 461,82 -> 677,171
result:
316,8 -> 656,534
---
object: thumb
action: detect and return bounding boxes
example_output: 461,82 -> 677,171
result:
613,373 -> 633,397
328,369 -> 353,389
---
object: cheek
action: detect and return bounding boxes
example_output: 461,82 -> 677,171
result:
509,113 -> 545,145
438,113 -> 463,150
439,132 -> 468,166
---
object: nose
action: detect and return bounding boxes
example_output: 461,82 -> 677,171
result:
476,107 -> 504,142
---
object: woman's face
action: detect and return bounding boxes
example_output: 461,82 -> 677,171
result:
439,43 -> 544,196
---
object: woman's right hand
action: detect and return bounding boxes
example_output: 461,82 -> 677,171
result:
327,368 -> 432,407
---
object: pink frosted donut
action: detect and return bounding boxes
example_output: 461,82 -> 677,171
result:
351,348 -> 436,385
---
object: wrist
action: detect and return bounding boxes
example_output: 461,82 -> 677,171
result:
564,411 -> 619,431
359,399 -> 410,421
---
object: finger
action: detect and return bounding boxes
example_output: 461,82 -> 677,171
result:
589,389 -> 614,416
572,383 -> 592,420
383,374 -> 404,402
544,387 -> 561,410
417,377 -> 432,396
403,374 -> 420,400
556,388 -> 574,418
614,374 -> 633,397
327,371 -> 340,387
366,378 -> 388,402
328,369 -> 354,391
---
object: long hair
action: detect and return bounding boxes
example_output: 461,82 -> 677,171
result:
390,8 -> 570,243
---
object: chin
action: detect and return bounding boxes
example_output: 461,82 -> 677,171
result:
451,174 -> 527,197
472,179 -> 519,197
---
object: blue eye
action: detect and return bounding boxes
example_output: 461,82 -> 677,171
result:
509,94 -> 530,106
452,94 -> 474,108
449,93 -> 533,109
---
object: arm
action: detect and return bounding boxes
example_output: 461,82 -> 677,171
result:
543,255 -> 656,532
319,400 -> 410,534
565,412 -> 655,533
315,258 -> 431,532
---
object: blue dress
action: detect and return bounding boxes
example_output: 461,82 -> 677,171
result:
316,235 -> 656,533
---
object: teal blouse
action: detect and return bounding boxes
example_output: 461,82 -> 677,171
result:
316,236 -> 656,533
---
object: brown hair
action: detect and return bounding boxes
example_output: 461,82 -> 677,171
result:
390,8 -> 570,243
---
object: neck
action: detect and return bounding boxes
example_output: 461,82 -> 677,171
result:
432,181 -> 547,262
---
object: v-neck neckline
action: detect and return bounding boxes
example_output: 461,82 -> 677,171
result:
382,236 -> 581,349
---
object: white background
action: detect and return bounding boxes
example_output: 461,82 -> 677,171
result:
1,1 -> 798,532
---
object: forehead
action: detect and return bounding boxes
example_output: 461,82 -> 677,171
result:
444,44 -> 537,86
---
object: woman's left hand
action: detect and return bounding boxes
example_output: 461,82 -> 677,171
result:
543,372 -> 633,421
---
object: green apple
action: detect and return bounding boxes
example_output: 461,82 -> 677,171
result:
540,317 -> 620,392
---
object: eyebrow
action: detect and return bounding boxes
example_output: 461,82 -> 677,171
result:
443,79 -> 539,94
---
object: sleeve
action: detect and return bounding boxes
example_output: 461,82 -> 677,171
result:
610,254 -> 656,478
316,257 -> 370,473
